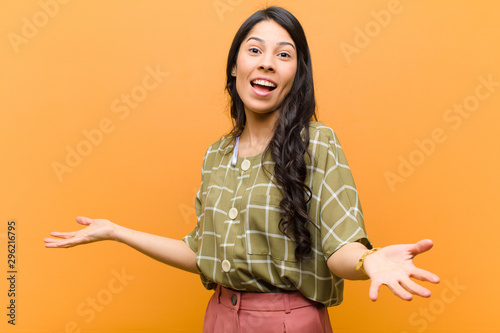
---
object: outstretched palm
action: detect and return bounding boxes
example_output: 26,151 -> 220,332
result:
44,216 -> 116,248
363,239 -> 440,301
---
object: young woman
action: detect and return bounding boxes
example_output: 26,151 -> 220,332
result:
45,7 -> 440,332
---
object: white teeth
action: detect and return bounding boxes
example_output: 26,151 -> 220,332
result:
252,79 -> 276,88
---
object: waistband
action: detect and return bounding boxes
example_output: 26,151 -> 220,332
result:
216,285 -> 322,313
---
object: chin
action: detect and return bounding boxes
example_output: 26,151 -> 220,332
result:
246,105 -> 280,115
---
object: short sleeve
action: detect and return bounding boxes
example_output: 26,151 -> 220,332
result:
308,126 -> 372,259
182,145 -> 211,253
182,189 -> 202,253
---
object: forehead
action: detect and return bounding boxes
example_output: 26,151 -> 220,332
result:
244,20 -> 294,46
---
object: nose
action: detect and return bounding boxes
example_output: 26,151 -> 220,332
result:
259,53 -> 275,72
259,63 -> 274,71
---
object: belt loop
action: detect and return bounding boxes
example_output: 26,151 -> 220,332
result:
284,293 -> 291,314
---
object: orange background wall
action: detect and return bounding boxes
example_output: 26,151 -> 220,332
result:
1,1 -> 499,332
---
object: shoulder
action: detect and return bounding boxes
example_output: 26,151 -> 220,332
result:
305,121 -> 347,168
200,134 -> 235,168
208,134 -> 237,155
307,121 -> 340,147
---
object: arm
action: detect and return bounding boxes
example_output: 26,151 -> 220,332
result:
44,216 -> 198,274
327,241 -> 371,280
311,128 -> 439,300
327,239 -> 440,301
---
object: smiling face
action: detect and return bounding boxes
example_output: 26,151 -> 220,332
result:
233,20 -> 297,117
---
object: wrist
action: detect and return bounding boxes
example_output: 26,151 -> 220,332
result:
355,247 -> 382,276
111,223 -> 126,243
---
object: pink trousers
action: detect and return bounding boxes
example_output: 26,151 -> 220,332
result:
203,285 -> 333,333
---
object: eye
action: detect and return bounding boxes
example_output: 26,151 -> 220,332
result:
278,52 -> 291,58
249,47 -> 260,54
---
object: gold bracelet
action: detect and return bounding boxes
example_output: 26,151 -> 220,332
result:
355,247 -> 382,274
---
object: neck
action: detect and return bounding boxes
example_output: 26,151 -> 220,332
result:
238,108 -> 279,156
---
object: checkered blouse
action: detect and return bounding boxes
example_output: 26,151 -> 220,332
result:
183,121 -> 371,307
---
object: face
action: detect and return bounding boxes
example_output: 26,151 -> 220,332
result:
233,20 -> 297,116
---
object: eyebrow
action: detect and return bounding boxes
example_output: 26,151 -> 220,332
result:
246,36 -> 296,50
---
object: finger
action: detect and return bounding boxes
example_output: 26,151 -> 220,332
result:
386,280 -> 413,301
45,237 -> 81,248
44,237 -> 71,245
400,278 -> 432,298
409,239 -> 434,256
44,239 -> 68,248
49,231 -> 77,239
369,280 -> 382,301
410,267 -> 440,284
45,241 -> 62,248
76,216 -> 93,225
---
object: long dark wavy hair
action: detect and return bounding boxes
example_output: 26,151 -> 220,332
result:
225,7 -> 317,261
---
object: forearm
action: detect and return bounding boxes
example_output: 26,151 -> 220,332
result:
113,225 -> 198,274
327,242 -> 371,280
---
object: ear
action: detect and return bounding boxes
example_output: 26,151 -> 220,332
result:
231,66 -> 236,77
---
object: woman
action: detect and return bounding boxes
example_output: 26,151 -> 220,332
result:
45,6 -> 440,332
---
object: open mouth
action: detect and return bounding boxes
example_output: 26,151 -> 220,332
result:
251,79 -> 277,92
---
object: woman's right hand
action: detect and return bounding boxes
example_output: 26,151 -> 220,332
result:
44,216 -> 117,248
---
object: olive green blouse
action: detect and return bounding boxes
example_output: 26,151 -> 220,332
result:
183,121 -> 372,307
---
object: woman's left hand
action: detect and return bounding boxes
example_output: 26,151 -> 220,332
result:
362,239 -> 440,301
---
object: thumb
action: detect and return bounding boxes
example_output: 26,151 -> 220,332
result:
76,216 -> 93,226
410,239 -> 434,256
